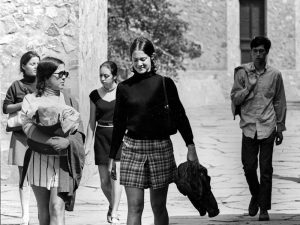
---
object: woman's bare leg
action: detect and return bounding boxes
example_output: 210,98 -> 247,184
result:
31,185 -> 50,225
150,186 -> 169,225
125,187 -> 144,225
111,161 -> 123,221
98,165 -> 112,205
18,166 -> 30,224
98,165 -> 113,221
49,187 -> 65,225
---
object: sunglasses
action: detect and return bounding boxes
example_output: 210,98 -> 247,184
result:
52,71 -> 69,79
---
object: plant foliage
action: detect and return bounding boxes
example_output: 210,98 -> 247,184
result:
108,0 -> 202,78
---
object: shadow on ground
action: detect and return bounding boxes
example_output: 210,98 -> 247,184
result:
169,214 -> 300,225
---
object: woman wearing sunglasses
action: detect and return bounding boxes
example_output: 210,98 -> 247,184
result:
20,57 -> 85,225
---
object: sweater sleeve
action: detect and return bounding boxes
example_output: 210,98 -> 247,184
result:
3,81 -> 18,114
21,94 -> 36,137
109,84 -> 127,159
21,94 -> 53,144
167,78 -> 194,146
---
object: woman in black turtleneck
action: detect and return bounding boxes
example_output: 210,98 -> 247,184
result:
2,51 -> 40,225
108,37 -> 199,225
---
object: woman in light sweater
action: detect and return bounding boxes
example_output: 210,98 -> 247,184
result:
21,57 -> 85,225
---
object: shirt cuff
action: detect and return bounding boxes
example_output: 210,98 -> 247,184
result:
276,123 -> 286,132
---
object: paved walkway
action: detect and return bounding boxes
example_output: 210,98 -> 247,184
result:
1,103 -> 300,225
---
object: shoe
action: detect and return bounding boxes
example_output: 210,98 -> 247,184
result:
21,216 -> 29,225
259,209 -> 270,221
107,206 -> 112,223
111,215 -> 120,225
248,196 -> 259,216
21,221 -> 29,225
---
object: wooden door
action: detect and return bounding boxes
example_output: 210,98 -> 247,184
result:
240,0 -> 265,63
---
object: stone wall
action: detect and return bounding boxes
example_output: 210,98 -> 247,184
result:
170,0 -> 229,107
78,0 -> 108,128
268,0 -> 296,70
171,0 -> 227,71
170,0 -> 300,107
0,0 -> 80,137
0,0 -> 80,96
0,0 -> 108,184
265,0 -> 300,102
0,0 -> 108,140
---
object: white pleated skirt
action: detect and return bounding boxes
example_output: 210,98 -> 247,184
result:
28,151 -> 60,190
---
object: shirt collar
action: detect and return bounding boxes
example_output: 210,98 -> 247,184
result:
44,87 -> 61,96
249,62 -> 269,74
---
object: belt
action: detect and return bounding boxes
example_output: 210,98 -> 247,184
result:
126,131 -> 169,140
97,121 -> 113,127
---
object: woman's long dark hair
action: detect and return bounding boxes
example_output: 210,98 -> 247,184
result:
36,57 -> 64,97
20,51 -> 40,75
130,37 -> 157,73
100,61 -> 118,80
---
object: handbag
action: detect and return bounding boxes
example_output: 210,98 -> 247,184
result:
6,111 -> 23,132
6,80 -> 28,132
162,76 -> 177,135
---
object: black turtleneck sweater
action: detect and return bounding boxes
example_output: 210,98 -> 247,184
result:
109,72 -> 194,159
3,75 -> 36,114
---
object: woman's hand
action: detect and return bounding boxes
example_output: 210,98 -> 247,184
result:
84,143 -> 91,156
49,136 -> 70,151
108,158 -> 114,174
187,144 -> 198,161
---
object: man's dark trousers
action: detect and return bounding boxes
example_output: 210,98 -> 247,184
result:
242,131 -> 276,210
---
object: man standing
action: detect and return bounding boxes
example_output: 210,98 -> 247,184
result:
231,36 -> 287,221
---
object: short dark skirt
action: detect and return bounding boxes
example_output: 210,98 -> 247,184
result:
120,136 -> 177,189
94,126 -> 121,165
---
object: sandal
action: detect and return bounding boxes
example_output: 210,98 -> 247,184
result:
21,217 -> 29,225
111,215 -> 120,225
107,206 -> 112,223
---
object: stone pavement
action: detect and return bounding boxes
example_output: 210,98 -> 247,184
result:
1,103 -> 300,225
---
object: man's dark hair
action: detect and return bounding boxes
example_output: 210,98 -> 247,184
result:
250,36 -> 271,53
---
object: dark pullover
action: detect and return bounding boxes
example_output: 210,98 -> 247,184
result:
109,72 -> 194,159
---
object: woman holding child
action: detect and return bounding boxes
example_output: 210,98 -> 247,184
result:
21,57 -> 85,225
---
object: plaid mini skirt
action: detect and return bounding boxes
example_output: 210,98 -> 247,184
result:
120,135 -> 177,190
